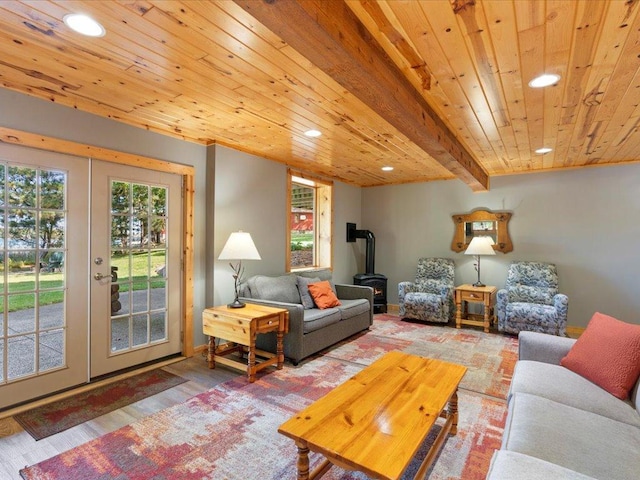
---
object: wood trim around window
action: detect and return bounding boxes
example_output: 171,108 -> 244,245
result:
0,127 -> 196,357
287,169 -> 333,272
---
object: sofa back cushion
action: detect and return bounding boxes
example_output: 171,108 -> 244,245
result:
246,274 -> 301,304
296,276 -> 320,309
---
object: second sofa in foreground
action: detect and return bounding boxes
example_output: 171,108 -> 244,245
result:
486,314 -> 640,479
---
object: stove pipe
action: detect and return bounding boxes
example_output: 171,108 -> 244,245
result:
346,222 -> 376,274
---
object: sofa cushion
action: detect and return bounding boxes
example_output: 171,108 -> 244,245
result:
561,312 -> 640,400
337,298 -> 370,320
505,302 -> 558,330
509,360 -> 640,427
247,274 -> 301,304
302,308 -> 341,334
502,392 -> 640,480
308,280 -> 341,309
487,451 -> 597,480
296,276 -> 320,309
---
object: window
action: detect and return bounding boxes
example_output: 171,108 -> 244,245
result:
287,170 -> 332,271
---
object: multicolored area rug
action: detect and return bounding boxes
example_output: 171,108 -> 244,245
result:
326,314 -> 518,399
20,315 -> 517,479
14,369 -> 188,440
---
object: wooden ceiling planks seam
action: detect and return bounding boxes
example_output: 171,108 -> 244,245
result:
357,1 -> 497,172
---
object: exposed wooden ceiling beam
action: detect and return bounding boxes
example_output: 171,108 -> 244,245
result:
233,0 -> 489,191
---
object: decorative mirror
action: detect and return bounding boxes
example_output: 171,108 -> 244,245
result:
451,209 -> 513,253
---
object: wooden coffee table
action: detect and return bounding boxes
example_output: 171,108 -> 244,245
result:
278,351 -> 467,480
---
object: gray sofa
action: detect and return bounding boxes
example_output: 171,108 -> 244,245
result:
239,269 -> 373,365
486,331 -> 640,479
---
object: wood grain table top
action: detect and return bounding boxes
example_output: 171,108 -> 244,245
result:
278,351 -> 467,479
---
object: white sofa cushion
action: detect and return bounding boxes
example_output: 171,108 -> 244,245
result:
487,451 -> 597,479
502,393 -> 640,480
510,360 -> 640,427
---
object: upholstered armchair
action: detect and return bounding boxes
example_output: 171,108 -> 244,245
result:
496,261 -> 568,336
398,258 -> 455,323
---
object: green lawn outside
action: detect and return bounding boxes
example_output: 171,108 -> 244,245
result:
3,251 -> 166,312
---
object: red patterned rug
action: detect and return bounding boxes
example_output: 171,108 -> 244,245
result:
14,369 -> 188,440
19,315 -> 516,479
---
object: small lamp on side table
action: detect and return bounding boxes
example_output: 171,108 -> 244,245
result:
464,236 -> 495,287
218,231 -> 261,308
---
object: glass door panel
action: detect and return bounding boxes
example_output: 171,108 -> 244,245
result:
0,143 -> 88,410
90,161 -> 181,377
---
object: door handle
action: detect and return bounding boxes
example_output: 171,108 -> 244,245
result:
94,272 -> 112,281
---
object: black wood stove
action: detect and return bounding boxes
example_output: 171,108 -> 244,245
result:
347,223 -> 387,313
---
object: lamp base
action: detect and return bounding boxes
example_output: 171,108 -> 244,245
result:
472,281 -> 486,288
227,299 -> 246,308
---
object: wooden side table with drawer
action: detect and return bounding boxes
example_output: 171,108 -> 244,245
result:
202,303 -> 289,382
455,284 -> 497,333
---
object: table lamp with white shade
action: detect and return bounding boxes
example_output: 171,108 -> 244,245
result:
218,231 -> 261,308
464,236 -> 495,287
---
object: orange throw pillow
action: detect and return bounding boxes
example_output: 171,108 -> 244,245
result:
560,312 -> 640,400
307,281 -> 341,309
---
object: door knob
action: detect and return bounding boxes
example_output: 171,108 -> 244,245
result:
94,272 -> 111,281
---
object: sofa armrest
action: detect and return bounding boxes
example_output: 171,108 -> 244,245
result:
335,283 -> 373,302
518,330 -> 576,364
335,284 -> 374,324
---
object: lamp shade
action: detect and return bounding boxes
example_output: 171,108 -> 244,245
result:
218,231 -> 261,260
464,236 -> 496,256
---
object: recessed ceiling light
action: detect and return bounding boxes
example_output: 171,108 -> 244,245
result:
528,74 -> 560,88
535,147 -> 553,154
304,129 -> 322,138
381,166 -> 394,171
63,13 -> 105,37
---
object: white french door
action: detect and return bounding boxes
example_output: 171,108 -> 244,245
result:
89,161 -> 182,378
0,146 -> 184,409
0,144 -> 88,410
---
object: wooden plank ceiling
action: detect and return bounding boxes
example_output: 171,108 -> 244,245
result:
0,0 -> 639,189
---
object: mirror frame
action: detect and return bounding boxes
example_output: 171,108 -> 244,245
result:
451,209 -> 513,253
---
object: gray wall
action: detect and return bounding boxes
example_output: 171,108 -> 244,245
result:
0,89 -> 209,346
362,165 -> 640,328
212,145 -> 363,309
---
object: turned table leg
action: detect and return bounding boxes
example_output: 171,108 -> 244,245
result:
449,389 -> 459,436
248,332 -> 257,382
483,298 -> 491,333
295,441 -> 310,480
207,335 -> 216,369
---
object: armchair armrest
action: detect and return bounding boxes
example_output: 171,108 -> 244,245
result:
398,281 -> 414,297
518,331 -> 576,365
439,285 -> 453,299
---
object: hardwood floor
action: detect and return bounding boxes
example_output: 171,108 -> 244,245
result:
0,353 -> 240,479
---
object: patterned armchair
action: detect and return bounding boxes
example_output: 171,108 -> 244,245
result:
497,261 -> 568,336
398,258 -> 455,323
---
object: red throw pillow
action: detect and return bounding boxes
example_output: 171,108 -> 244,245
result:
560,312 -> 640,399
307,281 -> 341,309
